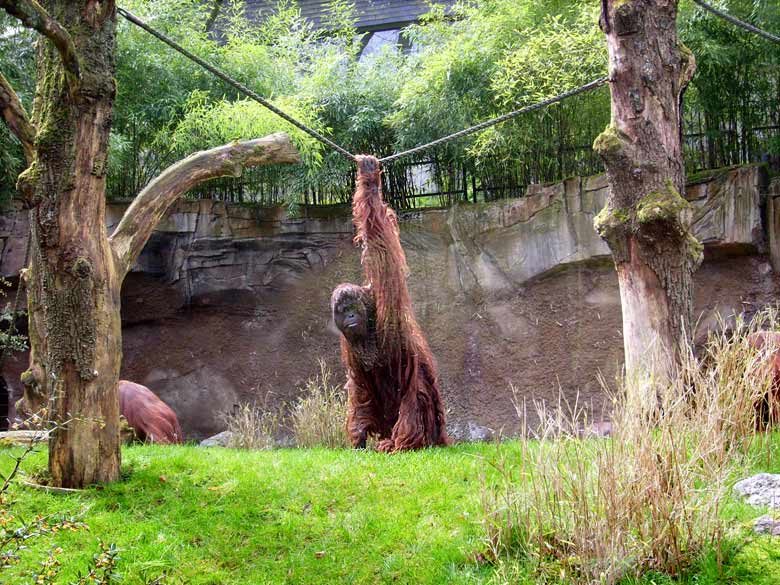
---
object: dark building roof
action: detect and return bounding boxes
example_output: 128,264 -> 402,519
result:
245,0 -> 455,32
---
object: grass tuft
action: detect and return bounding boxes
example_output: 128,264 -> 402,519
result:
220,401 -> 281,450
289,359 -> 349,449
482,309 -> 780,584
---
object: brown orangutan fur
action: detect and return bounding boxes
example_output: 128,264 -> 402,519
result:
331,155 -> 450,452
118,380 -> 183,445
747,331 -> 780,429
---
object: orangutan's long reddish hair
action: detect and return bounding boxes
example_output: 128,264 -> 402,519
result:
747,332 -> 780,429
334,155 -> 449,452
119,380 -> 183,445
353,156 -> 436,390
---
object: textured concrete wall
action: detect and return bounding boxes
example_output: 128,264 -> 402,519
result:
768,177 -> 780,273
1,165 -> 769,292
0,165 -> 775,440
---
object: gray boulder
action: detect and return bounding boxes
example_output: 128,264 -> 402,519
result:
734,473 -> 780,509
199,430 -> 235,447
467,422 -> 494,442
753,515 -> 780,536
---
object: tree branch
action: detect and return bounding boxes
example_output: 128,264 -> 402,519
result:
109,132 -> 300,275
204,0 -> 225,34
0,0 -> 80,83
0,71 -> 35,163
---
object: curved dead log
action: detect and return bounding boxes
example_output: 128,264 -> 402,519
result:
0,71 -> 35,163
109,132 -> 300,275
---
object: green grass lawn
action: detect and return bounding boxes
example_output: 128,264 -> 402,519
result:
1,441 -> 779,584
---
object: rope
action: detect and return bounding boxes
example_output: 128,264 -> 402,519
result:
379,77 -> 609,164
692,0 -> 780,43
117,7 -> 357,161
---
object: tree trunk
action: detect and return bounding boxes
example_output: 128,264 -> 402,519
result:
28,132 -> 298,489
14,0 -> 120,488
594,0 -> 700,390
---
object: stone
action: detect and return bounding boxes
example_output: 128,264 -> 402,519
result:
200,430 -> 235,447
467,422 -> 494,442
580,183 -> 609,216
583,421 -> 613,437
768,185 -> 780,272
584,173 -> 609,192
1,167 -> 768,292
142,367 -> 241,441
446,422 -> 494,442
685,181 -> 709,201
734,473 -> 780,509
690,167 -> 763,248
753,514 -> 780,536
563,177 -> 582,213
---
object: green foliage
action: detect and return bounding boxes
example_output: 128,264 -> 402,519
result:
388,0 -> 607,166
492,9 -> 605,105
109,0 -> 256,199
1,0 -> 778,206
679,0 -> 780,168
110,0 -> 369,203
169,92 -> 323,166
0,12 -> 35,206
479,4 -> 608,159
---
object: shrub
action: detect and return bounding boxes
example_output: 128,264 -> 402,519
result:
482,310 -> 779,584
219,359 -> 348,450
289,359 -> 348,448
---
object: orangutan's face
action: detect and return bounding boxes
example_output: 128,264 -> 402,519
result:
331,284 -> 370,345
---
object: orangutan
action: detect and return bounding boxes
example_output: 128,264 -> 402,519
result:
331,155 -> 450,452
747,331 -> 780,429
119,380 -> 183,444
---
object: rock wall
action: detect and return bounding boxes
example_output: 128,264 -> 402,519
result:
1,165 -> 776,439
767,176 -> 780,272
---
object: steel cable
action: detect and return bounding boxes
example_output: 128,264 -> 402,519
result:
692,0 -> 780,43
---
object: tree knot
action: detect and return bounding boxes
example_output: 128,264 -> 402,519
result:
636,181 -> 690,224
71,257 -> 93,279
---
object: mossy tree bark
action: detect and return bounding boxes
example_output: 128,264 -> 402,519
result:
594,0 -> 701,391
2,1 -> 300,488
14,0 -> 121,489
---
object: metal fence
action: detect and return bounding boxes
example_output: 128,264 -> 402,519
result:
107,86 -> 779,211
683,115 -> 780,173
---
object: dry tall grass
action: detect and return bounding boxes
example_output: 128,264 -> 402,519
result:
220,361 -> 348,449
220,402 -> 281,450
483,310 -> 779,584
289,359 -> 349,448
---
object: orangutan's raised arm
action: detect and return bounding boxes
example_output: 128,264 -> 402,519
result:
352,155 -> 412,331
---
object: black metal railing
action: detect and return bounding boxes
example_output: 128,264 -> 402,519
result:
104,89 -> 779,211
